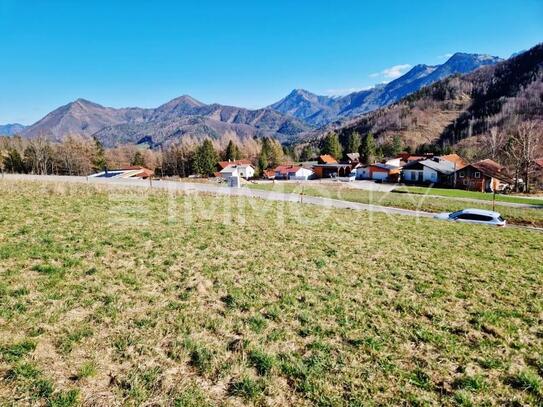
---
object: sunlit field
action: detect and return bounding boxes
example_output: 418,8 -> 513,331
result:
248,182 -> 543,228
1,181 -> 542,406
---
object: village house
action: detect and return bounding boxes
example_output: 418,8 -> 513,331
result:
217,159 -> 252,172
396,152 -> 429,165
402,157 -> 456,185
318,154 -> 338,164
263,169 -> 276,180
343,153 -> 360,166
274,165 -> 315,180
220,163 -> 255,180
313,163 -> 353,178
89,166 -> 154,180
452,159 -> 512,192
356,159 -> 401,182
311,154 -> 354,178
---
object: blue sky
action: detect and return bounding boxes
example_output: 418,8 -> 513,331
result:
1,0 -> 542,124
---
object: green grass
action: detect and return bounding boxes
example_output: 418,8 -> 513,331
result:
0,180 -> 542,405
394,185 -> 543,206
248,182 -> 543,227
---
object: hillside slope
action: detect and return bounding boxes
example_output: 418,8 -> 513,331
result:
307,44 -> 542,151
22,97 -> 311,147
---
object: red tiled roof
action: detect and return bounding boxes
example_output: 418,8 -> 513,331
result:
319,154 -> 337,164
275,165 -> 302,175
469,159 -> 511,182
472,159 -> 505,173
217,159 -> 252,169
121,166 -> 154,177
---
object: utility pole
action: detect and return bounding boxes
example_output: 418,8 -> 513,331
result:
492,188 -> 496,212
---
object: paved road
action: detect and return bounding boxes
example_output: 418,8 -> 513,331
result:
1,174 -> 434,219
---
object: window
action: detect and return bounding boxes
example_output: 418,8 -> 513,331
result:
449,210 -> 464,219
463,179 -> 468,185
459,171 -> 465,178
455,214 -> 493,222
474,172 -> 481,179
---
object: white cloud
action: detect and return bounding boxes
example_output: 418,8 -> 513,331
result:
370,64 -> 412,81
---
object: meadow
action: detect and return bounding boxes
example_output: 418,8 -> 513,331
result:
393,186 -> 543,206
249,182 -> 543,228
0,181 -> 542,406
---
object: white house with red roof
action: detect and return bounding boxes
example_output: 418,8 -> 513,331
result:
274,165 -> 314,180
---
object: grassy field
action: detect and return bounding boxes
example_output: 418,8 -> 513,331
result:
393,186 -> 543,206
1,181 -> 542,406
249,182 -> 543,228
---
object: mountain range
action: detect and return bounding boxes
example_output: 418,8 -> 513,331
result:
20,96 -> 310,147
0,123 -> 27,135
3,51 -> 505,147
307,43 -> 543,153
270,53 -> 502,126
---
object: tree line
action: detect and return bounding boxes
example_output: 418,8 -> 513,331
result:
0,135 -> 290,178
314,131 -> 405,164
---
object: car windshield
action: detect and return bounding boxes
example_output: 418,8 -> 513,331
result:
449,210 -> 464,219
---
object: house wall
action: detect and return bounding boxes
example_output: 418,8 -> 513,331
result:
356,167 -> 371,180
221,170 -> 237,179
240,167 -> 255,179
290,168 -> 314,180
403,169 -> 423,182
454,166 -> 492,191
371,170 -> 388,181
422,167 -> 438,183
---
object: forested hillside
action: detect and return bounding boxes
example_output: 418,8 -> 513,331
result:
310,44 -> 542,159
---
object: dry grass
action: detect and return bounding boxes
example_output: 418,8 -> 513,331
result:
0,180 -> 542,406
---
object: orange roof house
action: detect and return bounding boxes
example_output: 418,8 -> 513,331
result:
89,166 -> 154,180
441,154 -> 468,169
318,154 -> 338,164
452,159 -> 512,192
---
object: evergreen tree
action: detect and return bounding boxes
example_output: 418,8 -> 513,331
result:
258,149 -> 268,175
225,140 -> 241,161
261,137 -> 282,167
193,139 -> 219,176
300,145 -> 314,162
2,149 -> 25,173
392,135 -> 403,156
346,132 -> 361,155
131,151 -> 145,166
92,137 -> 107,171
359,133 -> 377,165
320,132 -> 341,160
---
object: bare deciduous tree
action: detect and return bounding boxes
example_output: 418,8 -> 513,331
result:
506,121 -> 542,192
